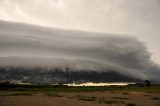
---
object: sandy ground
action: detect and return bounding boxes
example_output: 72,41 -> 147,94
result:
0,91 -> 160,106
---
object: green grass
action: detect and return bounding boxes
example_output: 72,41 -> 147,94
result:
0,92 -> 33,96
1,84 -> 160,93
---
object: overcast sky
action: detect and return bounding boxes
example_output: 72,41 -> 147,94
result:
0,0 -> 160,81
0,0 -> 160,64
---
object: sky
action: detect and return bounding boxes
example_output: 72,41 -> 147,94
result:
0,0 -> 160,63
0,0 -> 160,82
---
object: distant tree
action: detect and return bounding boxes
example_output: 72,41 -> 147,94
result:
145,80 -> 151,87
58,82 -> 63,86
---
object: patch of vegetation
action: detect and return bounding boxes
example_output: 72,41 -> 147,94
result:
9,92 -> 33,96
123,92 -> 130,95
98,97 -> 125,104
45,93 -> 63,97
144,94 -> 151,96
126,103 -> 136,106
75,94 -> 81,97
79,96 -> 96,101
112,96 -> 129,100
1,84 -> 160,93
152,97 -> 160,100
104,100 -> 118,104
98,97 -> 106,103
0,94 -> 11,96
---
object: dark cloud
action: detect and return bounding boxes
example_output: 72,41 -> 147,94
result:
0,20 -> 160,82
1,0 -> 160,65
0,67 -> 140,83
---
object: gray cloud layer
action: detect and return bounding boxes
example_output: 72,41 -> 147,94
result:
0,0 -> 160,64
0,20 -> 160,81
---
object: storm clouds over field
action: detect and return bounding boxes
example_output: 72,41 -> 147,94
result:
0,20 -> 160,82
0,0 -> 160,83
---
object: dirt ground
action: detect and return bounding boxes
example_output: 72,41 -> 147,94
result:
0,91 -> 160,106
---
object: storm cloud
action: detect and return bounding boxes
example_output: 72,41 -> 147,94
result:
1,0 -> 160,64
0,20 -> 160,82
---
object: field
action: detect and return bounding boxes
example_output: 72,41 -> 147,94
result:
0,85 -> 160,106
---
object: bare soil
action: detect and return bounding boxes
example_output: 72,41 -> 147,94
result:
0,91 -> 160,106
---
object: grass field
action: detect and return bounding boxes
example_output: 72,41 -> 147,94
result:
1,84 -> 160,93
0,85 -> 160,106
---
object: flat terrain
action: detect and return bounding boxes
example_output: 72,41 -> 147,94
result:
0,86 -> 160,106
0,91 -> 160,106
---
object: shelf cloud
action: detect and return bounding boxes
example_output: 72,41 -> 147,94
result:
0,20 -> 160,81
1,0 -> 160,64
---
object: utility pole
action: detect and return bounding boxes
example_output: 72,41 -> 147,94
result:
66,67 -> 69,85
